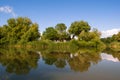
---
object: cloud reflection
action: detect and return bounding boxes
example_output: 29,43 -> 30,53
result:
101,53 -> 119,62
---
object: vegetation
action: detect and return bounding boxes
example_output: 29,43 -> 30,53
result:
68,21 -> 91,39
55,23 -> 71,41
0,17 -> 40,45
42,23 -> 70,41
101,31 -> 120,51
42,27 -> 58,41
0,17 -> 119,50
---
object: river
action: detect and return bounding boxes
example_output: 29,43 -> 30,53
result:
0,48 -> 120,80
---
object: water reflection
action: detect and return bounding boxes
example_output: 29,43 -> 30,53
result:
101,53 -> 119,62
103,49 -> 120,61
0,47 -> 120,80
0,48 -> 40,75
0,48 -> 102,75
41,49 -> 101,72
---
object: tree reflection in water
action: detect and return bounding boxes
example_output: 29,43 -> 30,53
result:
103,49 -> 120,61
0,47 -> 103,75
0,48 -> 40,75
0,47 -> 120,80
41,48 -> 102,72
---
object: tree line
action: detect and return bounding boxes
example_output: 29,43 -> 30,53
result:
101,32 -> 120,51
0,17 -> 119,50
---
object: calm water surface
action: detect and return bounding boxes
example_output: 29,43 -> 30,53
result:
0,48 -> 120,80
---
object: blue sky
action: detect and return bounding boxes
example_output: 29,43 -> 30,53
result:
0,0 -> 120,37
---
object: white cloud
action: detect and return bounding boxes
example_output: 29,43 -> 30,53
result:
101,28 -> 120,38
0,6 -> 16,17
101,53 -> 119,62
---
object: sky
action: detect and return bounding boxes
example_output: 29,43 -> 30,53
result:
0,0 -> 120,37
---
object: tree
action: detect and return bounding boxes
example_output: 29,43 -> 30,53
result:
101,31 -> 120,44
55,23 -> 70,41
55,23 -> 67,33
7,18 -> 16,27
0,25 -> 10,44
68,21 -> 91,39
0,17 -> 40,45
58,32 -> 71,41
20,23 -> 40,43
42,27 -> 58,41
79,31 -> 99,41
112,32 -> 120,42
101,37 -> 113,44
78,29 -> 105,48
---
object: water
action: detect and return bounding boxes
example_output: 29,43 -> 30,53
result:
0,48 -> 120,80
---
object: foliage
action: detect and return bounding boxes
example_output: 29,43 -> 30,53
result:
20,23 -> 40,43
101,31 -> 120,44
68,21 -> 91,39
55,23 -> 67,33
55,23 -> 71,41
0,17 -> 106,49
79,31 -> 98,41
28,40 -> 53,49
112,32 -> 120,42
101,31 -> 120,50
101,37 -> 114,44
69,39 -> 80,49
78,29 -> 105,49
0,17 -> 40,45
42,27 -> 58,41
42,24 -> 70,41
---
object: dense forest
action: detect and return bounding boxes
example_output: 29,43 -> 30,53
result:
0,17 -> 120,51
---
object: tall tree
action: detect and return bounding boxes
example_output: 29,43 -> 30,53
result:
68,21 -> 91,39
42,27 -> 58,41
55,23 -> 70,41
0,17 -> 40,44
20,23 -> 40,43
55,23 -> 67,33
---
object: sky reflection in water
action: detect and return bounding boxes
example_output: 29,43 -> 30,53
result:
0,48 -> 120,80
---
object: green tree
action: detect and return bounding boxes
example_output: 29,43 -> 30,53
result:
107,32 -> 120,51
78,29 -> 105,48
42,27 -> 58,41
7,18 -> 16,28
68,21 -> 91,39
20,23 -> 40,43
102,32 -> 120,44
79,30 -> 100,41
55,23 -> 70,41
0,17 -> 40,45
0,25 -> 10,44
112,32 -> 120,42
101,37 -> 113,44
55,23 -> 67,33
